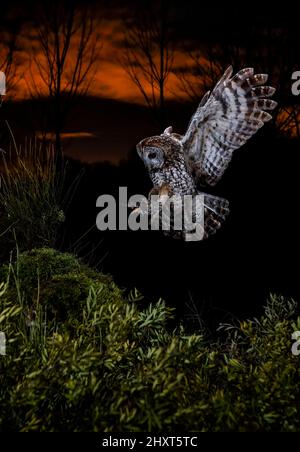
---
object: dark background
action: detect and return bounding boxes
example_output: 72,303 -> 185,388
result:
63,132 -> 300,330
1,0 -> 300,329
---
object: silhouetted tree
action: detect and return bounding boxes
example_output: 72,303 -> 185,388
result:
122,0 -> 174,128
176,17 -> 300,138
0,2 -> 28,97
28,0 -> 100,153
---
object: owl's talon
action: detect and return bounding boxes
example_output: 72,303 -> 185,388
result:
131,205 -> 148,216
135,66 -> 276,240
131,207 -> 140,214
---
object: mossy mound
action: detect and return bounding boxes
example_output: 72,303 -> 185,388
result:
1,248 -> 116,320
0,249 -> 300,432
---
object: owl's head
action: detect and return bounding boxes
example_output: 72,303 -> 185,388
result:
136,126 -> 183,172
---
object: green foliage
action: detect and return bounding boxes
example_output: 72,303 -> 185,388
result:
0,249 -> 299,432
1,248 -> 115,321
0,140 -> 65,256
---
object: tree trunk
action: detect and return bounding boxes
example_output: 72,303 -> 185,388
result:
159,0 -> 166,128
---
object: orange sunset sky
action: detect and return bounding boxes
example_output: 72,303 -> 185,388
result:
10,15 -> 192,105
1,1 -> 297,164
1,5 -> 199,164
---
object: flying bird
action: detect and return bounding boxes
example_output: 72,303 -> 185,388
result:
136,66 -> 277,240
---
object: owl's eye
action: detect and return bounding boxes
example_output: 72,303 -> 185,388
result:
142,146 -> 164,169
148,151 -> 157,160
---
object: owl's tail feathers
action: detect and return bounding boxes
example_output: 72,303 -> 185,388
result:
203,193 -> 230,238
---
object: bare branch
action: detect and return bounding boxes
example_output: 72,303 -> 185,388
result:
121,2 -> 174,127
27,1 -> 101,153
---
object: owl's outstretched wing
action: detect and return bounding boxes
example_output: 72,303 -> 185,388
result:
182,66 -> 277,187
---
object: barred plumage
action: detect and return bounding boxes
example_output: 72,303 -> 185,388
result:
136,66 -> 277,240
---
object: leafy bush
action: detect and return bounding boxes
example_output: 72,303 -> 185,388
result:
0,249 -> 299,432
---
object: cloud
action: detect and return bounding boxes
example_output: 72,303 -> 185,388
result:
35,131 -> 98,140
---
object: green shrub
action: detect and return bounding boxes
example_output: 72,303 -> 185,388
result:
1,248 -> 115,322
0,249 -> 299,432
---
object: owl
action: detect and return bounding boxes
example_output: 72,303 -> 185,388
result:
136,66 -> 277,240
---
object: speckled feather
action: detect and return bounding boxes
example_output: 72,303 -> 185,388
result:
136,66 -> 276,240
182,66 -> 277,186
